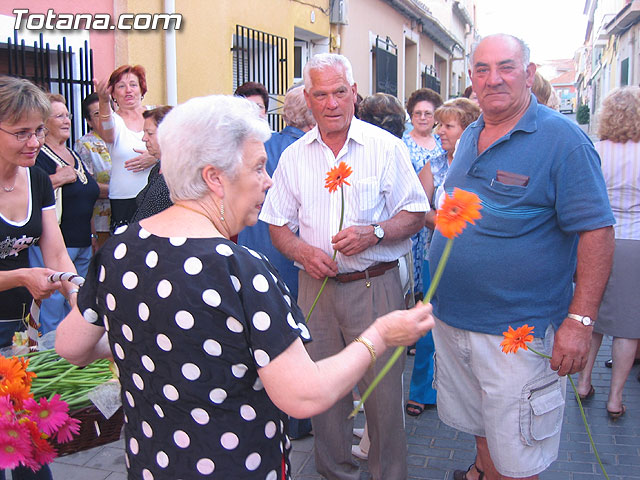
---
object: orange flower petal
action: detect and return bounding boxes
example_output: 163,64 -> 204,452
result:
325,162 -> 353,193
500,324 -> 535,355
435,188 -> 482,239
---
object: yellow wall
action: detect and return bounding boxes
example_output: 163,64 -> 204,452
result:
115,0 -> 329,104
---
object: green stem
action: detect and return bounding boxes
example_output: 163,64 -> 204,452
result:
527,348 -> 609,479
350,238 -> 454,418
306,186 -> 346,324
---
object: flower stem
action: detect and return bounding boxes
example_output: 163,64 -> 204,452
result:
349,238 -> 454,418
527,347 -> 609,479
306,186 -> 346,324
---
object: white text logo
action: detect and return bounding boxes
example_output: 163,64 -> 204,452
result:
13,9 -> 182,31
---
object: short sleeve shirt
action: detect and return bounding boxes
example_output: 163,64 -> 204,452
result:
430,96 -> 615,336
0,167 -> 54,320
78,223 -> 311,479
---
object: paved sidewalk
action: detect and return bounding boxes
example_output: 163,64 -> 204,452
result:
38,337 -> 640,479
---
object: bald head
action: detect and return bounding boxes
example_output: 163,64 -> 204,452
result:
471,34 -> 530,70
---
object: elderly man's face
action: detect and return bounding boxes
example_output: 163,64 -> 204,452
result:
470,36 -> 535,119
304,65 -> 357,139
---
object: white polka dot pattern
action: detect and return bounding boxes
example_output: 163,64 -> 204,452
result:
175,310 -> 194,329
145,250 -> 158,268
220,432 -> 239,450
202,289 -> 221,307
245,452 -> 261,471
252,311 -> 270,331
156,451 -> 169,468
77,228 -> 308,477
173,429 -> 190,448
252,274 -> 269,293
183,257 -> 203,275
157,279 -> 172,298
197,458 -> 215,474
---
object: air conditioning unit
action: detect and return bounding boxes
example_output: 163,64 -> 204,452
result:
330,0 -> 348,25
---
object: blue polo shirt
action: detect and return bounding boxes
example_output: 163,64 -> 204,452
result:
429,95 -> 614,337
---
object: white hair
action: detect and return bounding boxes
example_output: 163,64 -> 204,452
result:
158,95 -> 271,202
303,53 -> 355,91
470,34 -> 531,70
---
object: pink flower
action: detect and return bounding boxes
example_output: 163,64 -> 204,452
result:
22,420 -> 56,471
0,436 -> 30,469
24,394 -> 69,436
0,418 -> 31,449
54,416 -> 81,444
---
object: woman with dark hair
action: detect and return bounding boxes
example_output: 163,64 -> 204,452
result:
577,86 -> 640,419
235,81 -> 269,119
29,93 -> 99,333
75,92 -> 112,247
130,106 -> 174,222
93,65 -> 156,231
358,93 -> 406,139
402,88 -> 444,300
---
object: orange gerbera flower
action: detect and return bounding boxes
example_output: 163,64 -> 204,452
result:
500,324 -> 535,354
0,357 -> 25,389
325,162 -> 353,193
436,188 -> 482,239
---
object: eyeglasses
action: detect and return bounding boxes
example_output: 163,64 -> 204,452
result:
0,126 -> 48,142
51,113 -> 73,120
412,111 -> 434,119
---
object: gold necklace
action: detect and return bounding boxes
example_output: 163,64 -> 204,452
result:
173,203 -> 229,238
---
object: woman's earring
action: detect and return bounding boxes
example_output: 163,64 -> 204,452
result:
220,201 -> 225,222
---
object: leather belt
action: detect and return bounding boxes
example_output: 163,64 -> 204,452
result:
334,260 -> 398,284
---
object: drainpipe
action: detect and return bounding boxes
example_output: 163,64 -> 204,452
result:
164,0 -> 178,105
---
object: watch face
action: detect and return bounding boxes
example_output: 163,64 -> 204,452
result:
373,225 -> 384,239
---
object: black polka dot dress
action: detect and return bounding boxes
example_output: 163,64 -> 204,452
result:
78,223 -> 311,479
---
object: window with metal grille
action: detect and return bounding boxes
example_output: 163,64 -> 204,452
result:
373,36 -> 398,97
422,65 -> 441,94
2,31 -> 94,146
232,25 -> 288,131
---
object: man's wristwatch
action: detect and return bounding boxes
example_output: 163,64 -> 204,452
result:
567,313 -> 594,327
371,223 -> 384,244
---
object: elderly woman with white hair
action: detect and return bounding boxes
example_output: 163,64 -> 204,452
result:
55,95 -> 433,479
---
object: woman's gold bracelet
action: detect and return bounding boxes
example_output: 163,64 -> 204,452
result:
354,336 -> 376,369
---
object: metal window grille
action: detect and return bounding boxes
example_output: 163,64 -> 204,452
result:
232,25 -> 288,131
2,31 -> 94,146
422,65 -> 440,94
373,36 -> 398,97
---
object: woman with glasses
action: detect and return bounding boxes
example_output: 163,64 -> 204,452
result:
29,93 -> 99,334
0,78 -> 76,480
402,88 -> 444,417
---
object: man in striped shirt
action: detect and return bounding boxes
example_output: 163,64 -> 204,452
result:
260,53 -> 429,480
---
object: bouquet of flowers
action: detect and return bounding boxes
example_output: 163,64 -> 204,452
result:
0,355 -> 80,471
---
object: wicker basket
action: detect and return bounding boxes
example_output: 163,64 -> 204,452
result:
54,406 -> 124,456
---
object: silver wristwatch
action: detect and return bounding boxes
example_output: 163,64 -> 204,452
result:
371,224 -> 384,244
567,313 -> 594,326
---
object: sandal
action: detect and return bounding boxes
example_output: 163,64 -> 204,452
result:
607,404 -> 626,420
405,402 -> 424,417
453,462 -> 484,480
578,385 -> 595,401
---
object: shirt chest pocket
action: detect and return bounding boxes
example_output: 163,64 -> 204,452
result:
354,176 -> 381,222
489,178 -> 529,198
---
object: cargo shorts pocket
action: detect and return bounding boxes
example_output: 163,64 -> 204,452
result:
519,373 -> 565,446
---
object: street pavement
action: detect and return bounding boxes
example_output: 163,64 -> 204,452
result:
37,336 -> 639,480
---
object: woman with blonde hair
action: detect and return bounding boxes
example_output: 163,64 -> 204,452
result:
577,86 -> 640,419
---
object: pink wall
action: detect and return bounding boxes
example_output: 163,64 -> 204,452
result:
1,1 -> 116,80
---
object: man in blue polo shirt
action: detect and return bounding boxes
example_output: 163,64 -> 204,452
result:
429,34 -> 615,480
